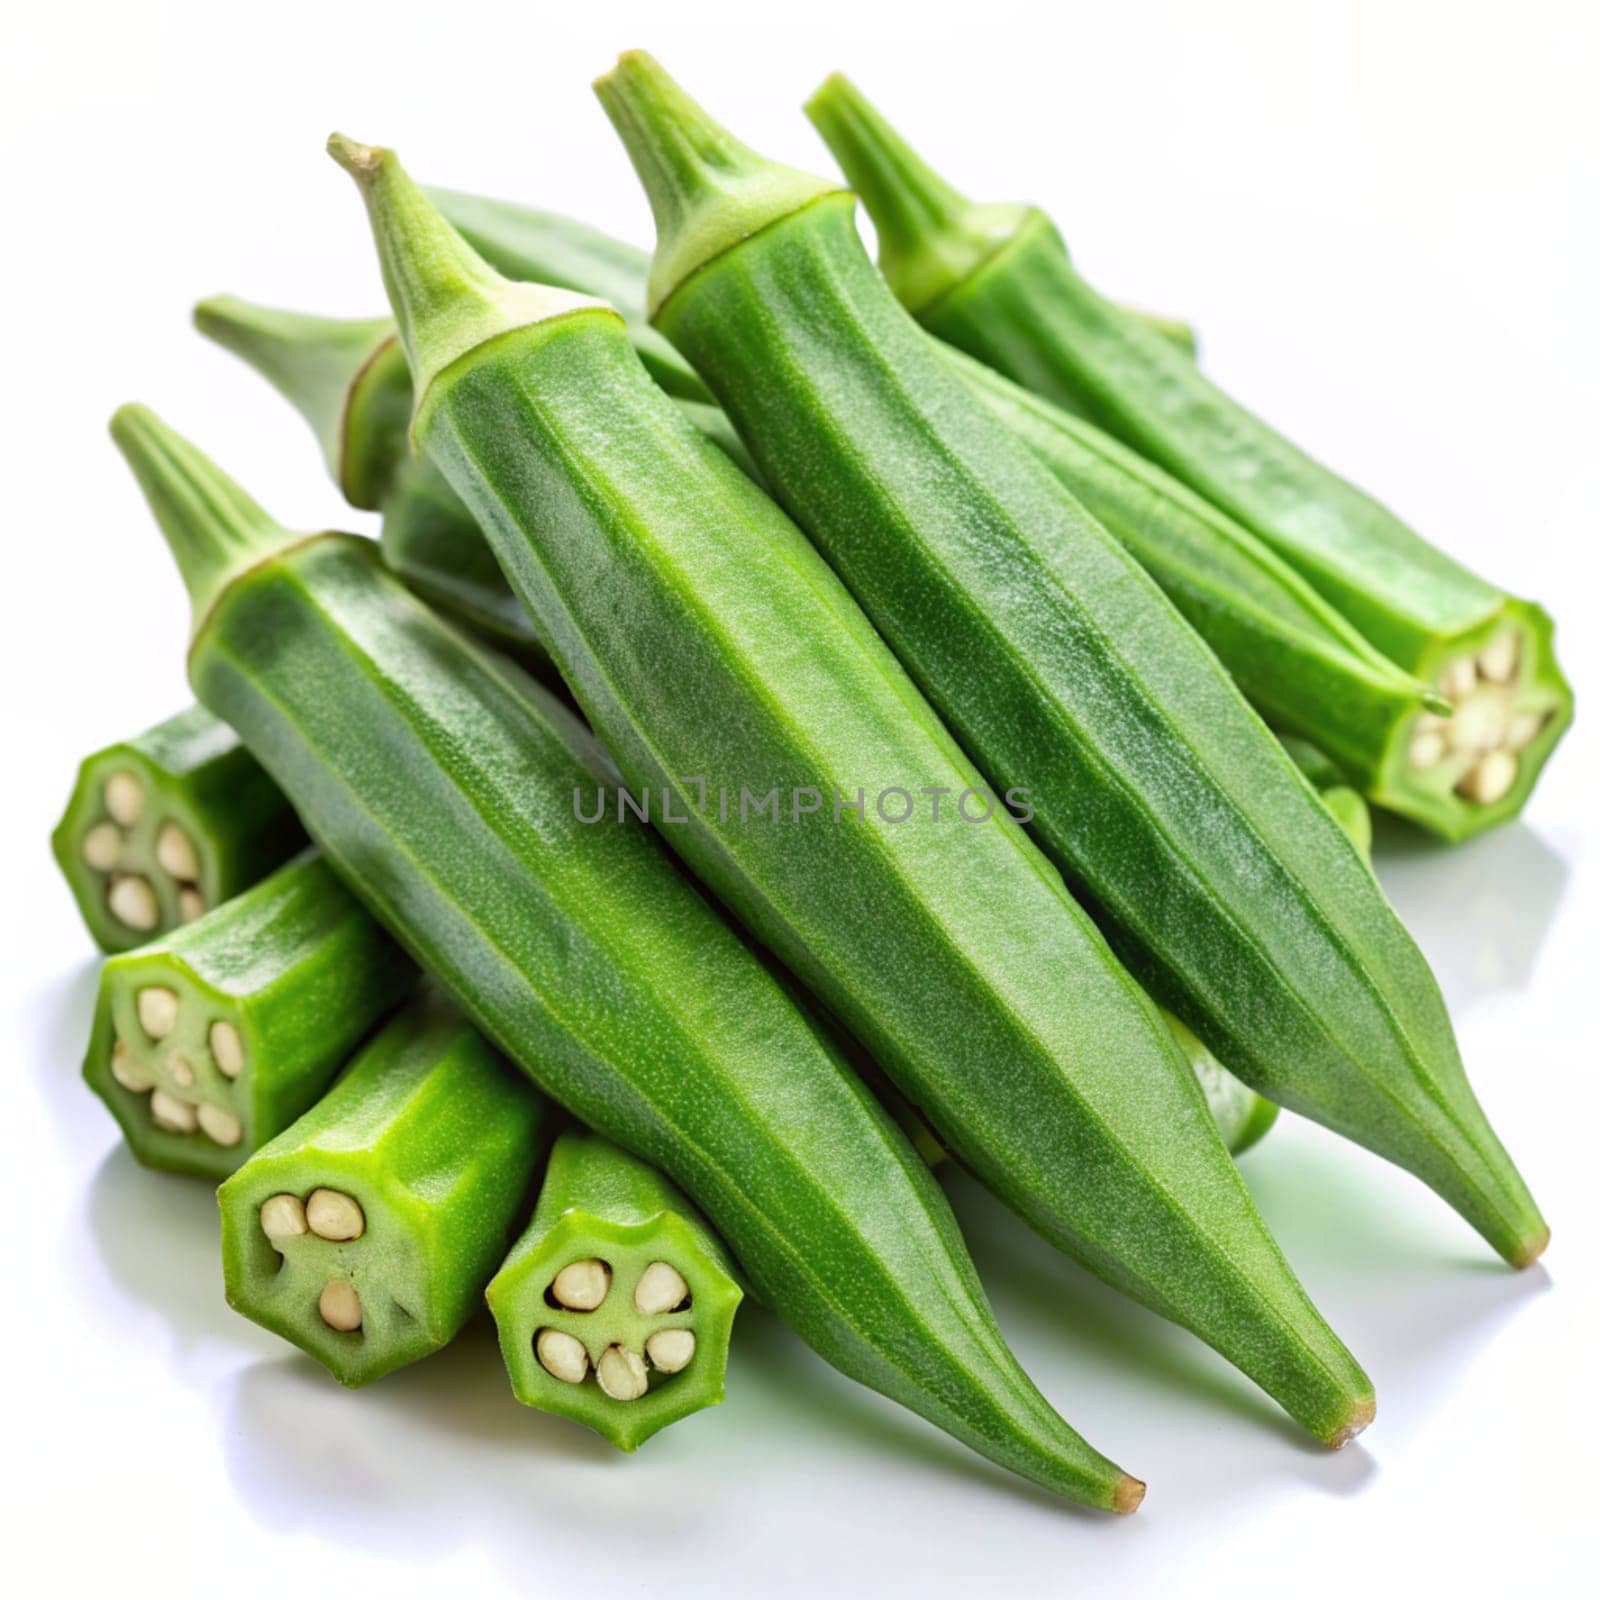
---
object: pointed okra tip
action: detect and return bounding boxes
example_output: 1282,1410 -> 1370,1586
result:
802,70 -> 1032,313
325,131 -> 611,414
593,50 -> 841,316
109,404 -> 297,638
1113,1474 -> 1146,1515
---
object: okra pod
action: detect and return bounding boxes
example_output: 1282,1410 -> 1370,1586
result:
218,988 -> 550,1385
599,54 -> 1545,1277
52,705 -> 305,949
337,131 -> 1371,1448
84,850 -> 415,1178
113,405 -> 1139,1510
807,74 -> 1574,840
488,1128 -> 743,1450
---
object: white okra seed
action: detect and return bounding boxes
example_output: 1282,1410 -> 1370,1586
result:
259,1193 -> 308,1243
634,1260 -> 690,1316
596,1344 -> 649,1402
1439,657 -> 1478,702
150,1089 -> 198,1134
551,1258 -> 611,1311
136,986 -> 180,1039
209,1020 -> 245,1079
1478,632 -> 1520,684
168,1054 -> 196,1089
104,770 -> 146,827
535,1328 -> 589,1384
110,1039 -> 155,1093
177,885 -> 206,923
154,821 -> 201,881
1457,750 -> 1518,805
306,1189 -> 366,1241
319,1279 -> 363,1332
197,1103 -> 242,1147
1505,711 -> 1546,753
1448,693 -> 1509,754
108,875 -> 159,932
645,1328 -> 696,1373
1407,731 -> 1446,769
82,822 -> 124,872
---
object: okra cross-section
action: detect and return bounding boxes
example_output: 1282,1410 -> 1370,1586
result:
489,1129 -> 742,1450
53,705 -> 307,950
83,853 -> 416,1179
219,991 -> 550,1386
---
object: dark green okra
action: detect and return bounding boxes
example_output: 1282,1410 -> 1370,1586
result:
338,133 -> 1372,1449
53,705 -> 305,950
218,989 -> 549,1385
806,74 -> 1574,841
114,405 -> 1139,1511
1283,737 -> 1374,865
601,54 -> 1547,1273
489,1128 -> 743,1450
83,851 -> 416,1179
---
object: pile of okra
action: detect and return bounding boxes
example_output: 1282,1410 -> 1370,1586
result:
59,53 -> 1573,1509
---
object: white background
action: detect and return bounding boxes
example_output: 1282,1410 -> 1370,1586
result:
4,2 -> 1596,1595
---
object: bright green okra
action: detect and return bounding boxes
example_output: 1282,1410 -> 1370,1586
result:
337,131 -> 1372,1448
83,851 -> 416,1179
489,1128 -> 743,1450
597,54 -> 1545,1274
113,404 -> 1139,1511
52,705 -> 306,950
806,73 -> 1573,840
218,989 -> 550,1385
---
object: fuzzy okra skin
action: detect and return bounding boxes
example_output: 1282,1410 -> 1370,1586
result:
112,407 -> 1138,1511
84,851 -> 416,1179
338,132 -> 1374,1449
806,74 -> 1573,841
52,705 -> 306,950
218,989 -> 549,1385
489,1128 -> 743,1450
599,54 -> 1546,1274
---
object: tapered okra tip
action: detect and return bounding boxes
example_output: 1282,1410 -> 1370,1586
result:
1326,1394 -> 1377,1450
326,132 -> 385,180
1513,1224 -> 1551,1269
1112,1474 -> 1146,1515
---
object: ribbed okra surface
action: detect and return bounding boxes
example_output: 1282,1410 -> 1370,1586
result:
489,1129 -> 742,1450
806,73 -> 1573,841
219,990 -> 550,1385
113,402 -> 1140,1510
52,705 -> 305,950
83,853 -> 415,1178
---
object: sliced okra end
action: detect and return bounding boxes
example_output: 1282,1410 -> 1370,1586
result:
488,1210 -> 743,1452
219,1165 -> 442,1387
1391,606 -> 1574,839
82,959 -> 256,1180
53,751 -> 214,950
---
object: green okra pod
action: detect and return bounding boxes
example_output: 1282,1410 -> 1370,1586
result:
597,54 -> 1544,1278
488,1128 -> 743,1450
113,402 -> 1140,1510
82,852 -> 416,1179
806,73 -> 1573,841
53,705 -> 306,950
218,989 -> 550,1385
336,128 -> 1371,1448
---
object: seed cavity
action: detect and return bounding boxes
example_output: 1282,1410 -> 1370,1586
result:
1447,693 -> 1509,754
306,1189 -> 365,1241
169,1054 -> 196,1089
318,1279 -> 363,1331
645,1329 -> 696,1373
150,1089 -> 198,1134
197,1103 -> 242,1147
110,1039 -> 154,1093
1505,712 -> 1546,753
550,1258 -> 611,1311
104,771 -> 146,827
136,987 -> 180,1039
177,885 -> 206,923
1457,750 -> 1518,805
1478,632 -> 1519,683
535,1328 -> 589,1384
83,822 -> 124,871
595,1344 -> 649,1401
1438,658 -> 1478,701
634,1260 -> 690,1316
155,822 -> 200,881
210,1020 -> 245,1079
1407,731 -> 1445,769
260,1193 -> 308,1244
108,875 -> 159,931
